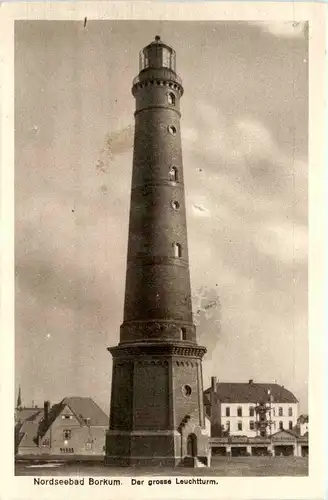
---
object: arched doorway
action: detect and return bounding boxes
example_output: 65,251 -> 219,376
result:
187,433 -> 197,457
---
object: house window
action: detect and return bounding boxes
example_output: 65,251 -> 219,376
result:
63,429 -> 71,440
62,415 -> 71,419
249,406 -> 255,417
167,125 -> 177,135
279,421 -> 283,430
249,420 -> 255,430
237,407 -> 242,417
169,166 -> 178,182
171,200 -> 180,210
288,407 -> 293,416
85,441 -> 93,451
278,407 -> 283,416
167,92 -> 176,105
181,327 -> 187,340
60,447 -> 74,453
237,421 -> 242,431
226,421 -> 230,431
225,407 -> 230,417
289,421 -> 293,430
42,438 -> 50,447
272,408 -> 276,417
173,242 -> 182,258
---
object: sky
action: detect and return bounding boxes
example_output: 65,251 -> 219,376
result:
15,20 -> 308,414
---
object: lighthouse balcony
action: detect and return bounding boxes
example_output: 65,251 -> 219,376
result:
132,68 -> 183,94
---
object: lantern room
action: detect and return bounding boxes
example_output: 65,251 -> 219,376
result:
139,35 -> 177,72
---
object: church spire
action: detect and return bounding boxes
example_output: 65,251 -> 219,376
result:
16,385 -> 22,409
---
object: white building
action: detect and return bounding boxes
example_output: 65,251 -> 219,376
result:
297,414 -> 309,436
204,378 -> 299,438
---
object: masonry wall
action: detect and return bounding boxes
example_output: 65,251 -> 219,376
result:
133,360 -> 169,430
172,359 -> 202,429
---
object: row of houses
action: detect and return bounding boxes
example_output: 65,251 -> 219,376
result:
15,380 -> 308,459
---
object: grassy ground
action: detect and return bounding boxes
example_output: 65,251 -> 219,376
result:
16,456 -> 308,477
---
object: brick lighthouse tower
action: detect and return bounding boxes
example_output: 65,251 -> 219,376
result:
105,36 -> 210,467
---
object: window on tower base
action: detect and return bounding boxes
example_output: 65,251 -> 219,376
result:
169,166 -> 178,182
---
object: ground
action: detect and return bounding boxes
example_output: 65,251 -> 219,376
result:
16,456 -> 308,477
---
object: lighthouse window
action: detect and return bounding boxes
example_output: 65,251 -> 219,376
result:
182,385 -> 192,397
173,243 -> 182,258
169,166 -> 178,182
171,201 -> 180,210
167,125 -> 177,135
167,92 -> 176,105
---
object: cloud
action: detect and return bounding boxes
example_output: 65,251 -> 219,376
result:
192,202 -> 211,217
15,20 -> 308,412
254,222 -> 308,264
251,21 -> 308,39
104,124 -> 134,163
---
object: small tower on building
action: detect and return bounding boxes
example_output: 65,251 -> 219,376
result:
105,36 -> 210,467
16,386 -> 22,410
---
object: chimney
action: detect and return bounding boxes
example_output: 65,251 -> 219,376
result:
211,376 -> 217,392
249,379 -> 254,385
44,400 -> 50,425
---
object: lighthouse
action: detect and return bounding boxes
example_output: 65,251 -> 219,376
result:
105,36 -> 210,467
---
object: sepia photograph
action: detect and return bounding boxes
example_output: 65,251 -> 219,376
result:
0,3 -> 325,498
14,18 -> 310,478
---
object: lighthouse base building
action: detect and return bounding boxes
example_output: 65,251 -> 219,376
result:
105,36 -> 211,467
105,344 -> 211,467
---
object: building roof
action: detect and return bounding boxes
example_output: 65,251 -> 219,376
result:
38,397 -> 108,437
203,393 -> 211,406
18,421 -> 39,447
62,397 -> 109,426
204,382 -> 298,404
15,408 -> 43,423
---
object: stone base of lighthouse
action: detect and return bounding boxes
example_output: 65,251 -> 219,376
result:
105,343 -> 211,467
